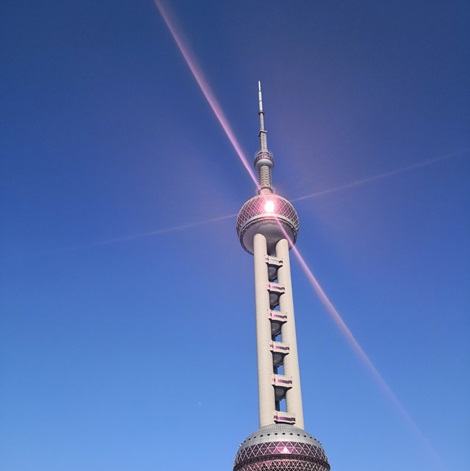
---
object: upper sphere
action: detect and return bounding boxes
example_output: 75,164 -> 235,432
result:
233,424 -> 330,471
237,194 -> 299,254
254,150 -> 274,170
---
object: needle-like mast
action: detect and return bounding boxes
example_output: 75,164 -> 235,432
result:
258,81 -> 266,146
255,81 -> 274,194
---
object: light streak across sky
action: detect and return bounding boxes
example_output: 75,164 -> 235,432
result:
7,214 -> 237,261
293,148 -> 470,202
15,147 -> 467,259
289,243 -> 448,470
153,2 -> 451,468
269,214 -> 447,467
63,214 -> 236,248
153,0 -> 258,187
13,146 -> 467,261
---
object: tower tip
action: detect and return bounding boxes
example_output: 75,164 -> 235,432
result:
258,81 -> 264,114
254,81 -> 273,193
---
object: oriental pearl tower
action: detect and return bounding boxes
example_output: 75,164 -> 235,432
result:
233,83 -> 330,471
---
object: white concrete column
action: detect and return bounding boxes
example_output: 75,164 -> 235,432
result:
253,233 -> 275,426
276,238 -> 304,429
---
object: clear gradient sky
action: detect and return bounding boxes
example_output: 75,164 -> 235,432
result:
1,1 -> 469,470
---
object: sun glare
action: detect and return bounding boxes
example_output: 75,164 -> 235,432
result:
264,200 -> 275,213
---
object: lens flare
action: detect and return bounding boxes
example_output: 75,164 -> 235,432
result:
153,3 -> 448,467
9,214 -> 237,260
272,219 -> 448,469
293,148 -> 470,203
153,0 -> 258,187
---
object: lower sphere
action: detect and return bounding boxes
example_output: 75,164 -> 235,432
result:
233,424 -> 330,471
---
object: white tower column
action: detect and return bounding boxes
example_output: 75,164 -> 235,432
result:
276,238 -> 304,429
253,233 -> 276,426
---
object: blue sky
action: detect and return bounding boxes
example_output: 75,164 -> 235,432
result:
1,1 -> 469,470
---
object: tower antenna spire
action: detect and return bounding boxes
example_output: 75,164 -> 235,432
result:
258,81 -> 265,132
255,81 -> 274,194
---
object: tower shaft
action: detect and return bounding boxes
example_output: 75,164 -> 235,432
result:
276,238 -> 304,428
253,233 -> 275,426
253,234 -> 304,427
